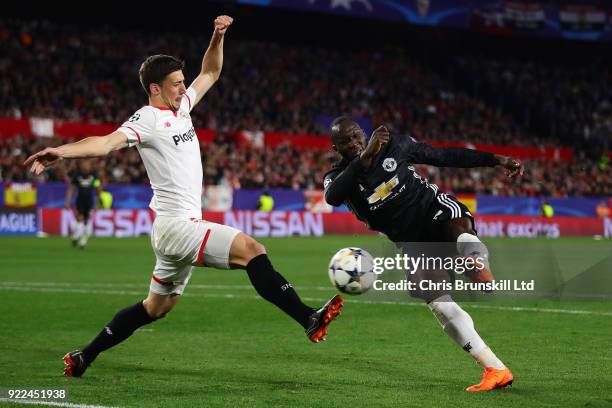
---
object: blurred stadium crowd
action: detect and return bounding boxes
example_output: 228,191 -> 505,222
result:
0,18 -> 610,196
3,136 -> 610,197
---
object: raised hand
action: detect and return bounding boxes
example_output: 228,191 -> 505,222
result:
214,15 -> 233,35
360,125 -> 390,168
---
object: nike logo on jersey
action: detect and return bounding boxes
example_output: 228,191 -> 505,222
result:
172,127 -> 196,146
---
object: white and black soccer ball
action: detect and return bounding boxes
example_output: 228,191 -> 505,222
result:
328,247 -> 376,295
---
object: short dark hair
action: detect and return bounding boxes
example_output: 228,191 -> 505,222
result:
139,54 -> 184,95
330,116 -> 353,141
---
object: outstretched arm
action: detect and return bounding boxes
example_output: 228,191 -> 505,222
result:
24,131 -> 128,175
189,15 -> 233,107
324,159 -> 365,206
406,141 -> 524,177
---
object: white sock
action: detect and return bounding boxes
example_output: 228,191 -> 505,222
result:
473,347 -> 505,370
457,233 -> 490,270
72,222 -> 84,240
79,223 -> 90,247
428,295 -> 505,369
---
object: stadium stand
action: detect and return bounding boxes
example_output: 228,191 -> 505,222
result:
0,17 -> 609,196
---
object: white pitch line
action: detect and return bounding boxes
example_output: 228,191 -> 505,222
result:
0,398 -> 119,408
5,281 -> 608,300
1,283 -> 612,317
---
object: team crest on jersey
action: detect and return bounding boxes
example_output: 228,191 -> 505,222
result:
382,158 -> 397,172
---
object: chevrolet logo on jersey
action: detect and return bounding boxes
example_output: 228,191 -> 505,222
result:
367,175 -> 400,204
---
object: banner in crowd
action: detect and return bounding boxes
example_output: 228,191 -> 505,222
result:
475,215 -> 610,238
475,196 -> 607,217
37,209 -> 610,238
39,209 -> 333,238
232,189 -> 306,211
233,0 -> 612,42
3,182 -> 37,208
0,208 -> 38,236
28,183 -> 155,209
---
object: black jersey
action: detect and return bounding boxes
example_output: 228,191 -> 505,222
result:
71,171 -> 98,204
323,133 -> 497,241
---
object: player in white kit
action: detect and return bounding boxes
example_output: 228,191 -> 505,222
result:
24,15 -> 343,377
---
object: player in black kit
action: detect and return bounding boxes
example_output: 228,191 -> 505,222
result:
324,116 -> 523,392
65,159 -> 100,249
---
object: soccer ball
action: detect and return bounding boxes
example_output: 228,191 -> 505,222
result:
328,247 -> 376,295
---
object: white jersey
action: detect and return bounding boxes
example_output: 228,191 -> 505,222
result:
118,87 -> 202,218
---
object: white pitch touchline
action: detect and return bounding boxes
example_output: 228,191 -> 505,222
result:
0,398 -> 119,408
1,284 -> 612,317
3,281 -> 610,300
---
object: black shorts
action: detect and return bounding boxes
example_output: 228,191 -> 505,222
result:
419,193 -> 475,241
75,198 -> 93,220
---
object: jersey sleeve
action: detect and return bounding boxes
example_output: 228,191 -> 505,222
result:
399,134 -> 498,168
180,87 -> 198,113
117,107 -> 156,147
323,158 -> 364,206
323,168 -> 340,191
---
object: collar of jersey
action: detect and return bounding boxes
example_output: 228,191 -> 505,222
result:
149,105 -> 178,117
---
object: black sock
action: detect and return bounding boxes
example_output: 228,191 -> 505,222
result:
82,301 -> 154,365
246,254 -> 315,328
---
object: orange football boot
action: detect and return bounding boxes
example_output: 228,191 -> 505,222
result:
466,367 -> 514,392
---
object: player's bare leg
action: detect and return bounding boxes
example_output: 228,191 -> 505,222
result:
143,291 -> 182,319
63,291 -> 177,377
228,232 -> 343,342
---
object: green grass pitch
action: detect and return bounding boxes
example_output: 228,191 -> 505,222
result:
1,236 -> 611,408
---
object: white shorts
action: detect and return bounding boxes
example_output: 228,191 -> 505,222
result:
149,216 -> 241,295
